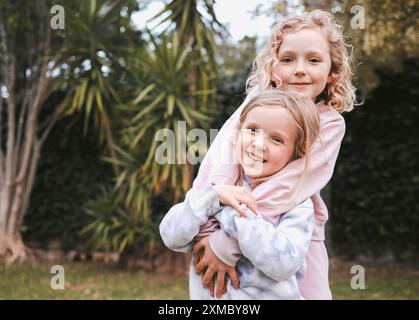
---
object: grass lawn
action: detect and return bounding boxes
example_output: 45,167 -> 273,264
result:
0,261 -> 418,299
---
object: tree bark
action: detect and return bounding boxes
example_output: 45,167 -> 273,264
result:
0,6 -> 55,265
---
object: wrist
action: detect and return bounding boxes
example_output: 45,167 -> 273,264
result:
211,184 -> 224,207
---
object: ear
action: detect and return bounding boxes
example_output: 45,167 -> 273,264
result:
327,72 -> 333,84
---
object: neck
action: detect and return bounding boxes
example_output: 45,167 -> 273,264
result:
242,173 -> 266,190
247,177 -> 261,189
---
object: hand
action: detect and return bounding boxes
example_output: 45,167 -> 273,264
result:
193,237 -> 239,298
212,184 -> 259,218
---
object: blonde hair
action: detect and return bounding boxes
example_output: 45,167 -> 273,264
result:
246,9 -> 356,113
236,89 -> 320,192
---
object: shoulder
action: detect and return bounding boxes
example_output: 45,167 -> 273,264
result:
318,105 -> 346,135
317,101 -> 345,125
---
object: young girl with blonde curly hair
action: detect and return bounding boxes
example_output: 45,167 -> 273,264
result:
169,9 -> 356,299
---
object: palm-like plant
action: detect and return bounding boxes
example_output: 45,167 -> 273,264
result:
115,33 -> 211,208
81,184 -> 156,255
58,0 -> 141,176
82,33 -> 212,256
81,1 -> 223,257
150,0 -> 226,112
150,0 -> 225,66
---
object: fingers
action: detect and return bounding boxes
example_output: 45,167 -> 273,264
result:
247,198 -> 259,215
194,249 -> 203,265
209,277 -> 215,297
232,201 -> 247,218
239,191 -> 259,215
228,269 -> 240,290
202,268 -> 216,288
216,271 -> 226,298
195,257 -> 208,274
193,237 -> 206,254
222,281 -> 227,296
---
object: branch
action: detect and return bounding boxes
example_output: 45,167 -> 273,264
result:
16,138 -> 41,236
0,95 -> 3,186
16,9 -> 52,183
14,86 -> 31,167
0,7 -> 17,227
0,7 -> 17,180
39,105 -> 62,145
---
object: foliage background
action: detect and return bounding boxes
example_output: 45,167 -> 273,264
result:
331,58 -> 419,260
15,0 -> 419,262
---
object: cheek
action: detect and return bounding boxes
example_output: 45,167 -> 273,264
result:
317,64 -> 332,82
237,133 -> 251,154
273,146 -> 294,167
241,133 -> 252,147
273,156 -> 288,170
272,64 -> 290,82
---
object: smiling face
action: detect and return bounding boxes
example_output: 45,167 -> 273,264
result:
272,27 -> 333,101
236,106 -> 297,179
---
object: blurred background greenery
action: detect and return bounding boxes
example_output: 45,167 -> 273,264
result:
0,0 -> 418,299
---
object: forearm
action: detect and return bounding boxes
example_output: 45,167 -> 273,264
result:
207,230 -> 242,267
159,183 -> 221,253
196,217 -> 220,239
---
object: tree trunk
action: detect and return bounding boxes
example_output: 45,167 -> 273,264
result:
0,6 -> 56,265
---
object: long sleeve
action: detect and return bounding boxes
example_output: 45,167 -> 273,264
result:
159,183 -> 222,253
214,199 -> 314,282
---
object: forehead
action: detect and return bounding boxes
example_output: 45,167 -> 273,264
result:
279,27 -> 329,53
244,106 -> 295,136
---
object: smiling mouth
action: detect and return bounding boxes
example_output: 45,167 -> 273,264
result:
291,83 -> 311,88
246,152 -> 267,163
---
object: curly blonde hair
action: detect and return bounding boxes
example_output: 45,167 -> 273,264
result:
246,10 -> 356,113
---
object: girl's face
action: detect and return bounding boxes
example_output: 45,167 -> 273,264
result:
272,27 -> 332,101
237,106 -> 297,179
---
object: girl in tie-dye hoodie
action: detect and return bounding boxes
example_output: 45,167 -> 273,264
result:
160,90 -> 321,299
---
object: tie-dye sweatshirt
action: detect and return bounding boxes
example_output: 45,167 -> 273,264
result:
159,177 -> 314,300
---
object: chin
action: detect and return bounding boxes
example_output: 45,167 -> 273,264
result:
243,167 -> 266,178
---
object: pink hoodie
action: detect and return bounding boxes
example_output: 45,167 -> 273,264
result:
193,92 -> 345,299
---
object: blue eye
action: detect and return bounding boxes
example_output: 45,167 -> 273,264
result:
281,57 -> 294,63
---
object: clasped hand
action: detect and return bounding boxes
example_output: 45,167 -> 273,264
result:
193,184 -> 259,298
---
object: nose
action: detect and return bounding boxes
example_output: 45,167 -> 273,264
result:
294,60 -> 307,76
250,133 -> 267,156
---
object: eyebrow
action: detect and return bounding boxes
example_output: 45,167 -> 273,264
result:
278,50 -> 324,56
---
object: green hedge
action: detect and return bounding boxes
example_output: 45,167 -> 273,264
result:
23,110 -> 114,251
331,59 -> 419,259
